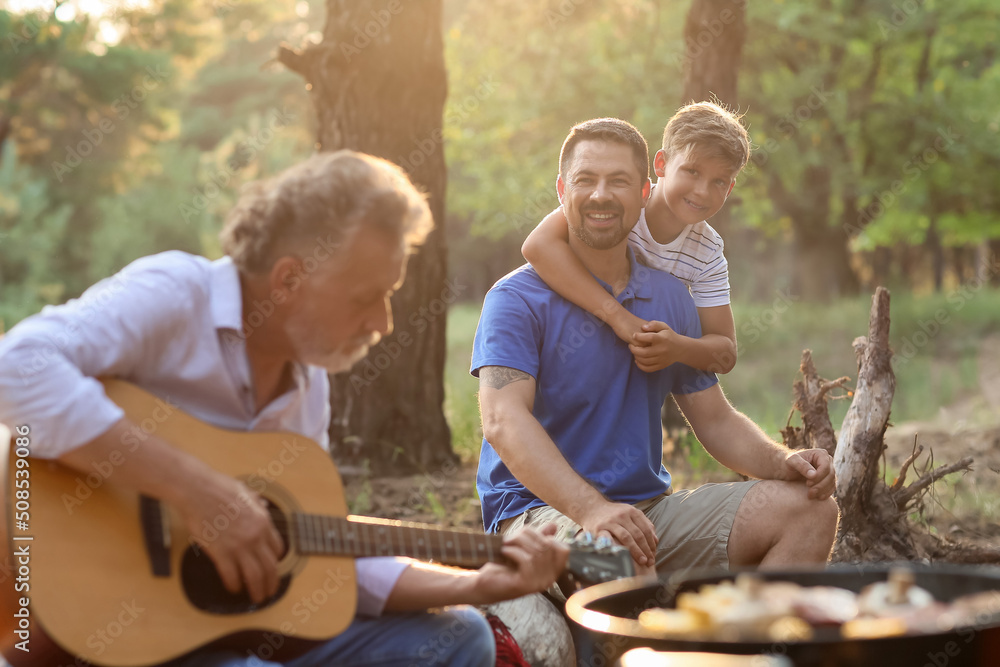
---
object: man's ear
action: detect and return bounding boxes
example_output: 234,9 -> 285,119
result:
270,255 -> 304,298
653,149 -> 667,178
556,174 -> 565,203
642,178 -> 651,204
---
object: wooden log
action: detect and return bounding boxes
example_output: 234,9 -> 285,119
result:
788,350 -> 850,456
834,287 -> 895,523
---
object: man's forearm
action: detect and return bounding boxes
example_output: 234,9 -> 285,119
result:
678,390 -> 789,480
58,418 -> 246,517
384,562 -> 480,611
485,403 -> 605,523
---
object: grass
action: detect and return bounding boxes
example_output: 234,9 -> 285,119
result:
444,304 -> 486,461
444,287 -> 1000,468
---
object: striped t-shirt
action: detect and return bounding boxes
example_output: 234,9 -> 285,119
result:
628,210 -> 731,308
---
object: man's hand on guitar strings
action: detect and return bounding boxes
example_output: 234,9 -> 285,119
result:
179,472 -> 285,604
473,524 -> 569,603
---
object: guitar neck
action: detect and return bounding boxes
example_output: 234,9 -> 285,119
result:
291,513 -> 509,569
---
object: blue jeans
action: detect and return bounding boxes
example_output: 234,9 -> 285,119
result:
167,606 -> 495,667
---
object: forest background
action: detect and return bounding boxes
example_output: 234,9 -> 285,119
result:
1,0 -> 999,534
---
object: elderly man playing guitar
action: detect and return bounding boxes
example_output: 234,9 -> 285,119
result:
0,151 -> 569,667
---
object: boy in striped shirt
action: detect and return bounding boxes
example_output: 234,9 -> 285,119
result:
522,102 -> 750,374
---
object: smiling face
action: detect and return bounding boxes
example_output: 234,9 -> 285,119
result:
654,145 -> 737,229
557,140 -> 650,250
283,226 -> 406,374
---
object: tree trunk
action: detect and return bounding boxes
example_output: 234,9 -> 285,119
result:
680,0 -> 746,244
990,240 -> 1000,287
952,245 -> 970,285
926,219 -> 944,292
872,246 -> 891,289
834,288 -> 895,519
279,0 -> 453,475
680,0 -> 746,106
784,288 -> 995,563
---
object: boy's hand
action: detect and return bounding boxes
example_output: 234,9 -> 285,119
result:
610,310 -> 648,346
629,321 -> 683,372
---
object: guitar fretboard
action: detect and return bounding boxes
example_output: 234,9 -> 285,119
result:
292,513 -> 508,568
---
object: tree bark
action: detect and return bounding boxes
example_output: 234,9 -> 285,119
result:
781,350 -> 848,457
280,0 -> 453,475
679,0 -> 746,243
834,288 -> 895,527
926,219 -> 945,292
680,0 -> 746,106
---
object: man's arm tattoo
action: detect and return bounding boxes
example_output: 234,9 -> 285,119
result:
480,366 -> 532,390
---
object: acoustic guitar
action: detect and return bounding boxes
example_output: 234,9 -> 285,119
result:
0,380 -> 633,667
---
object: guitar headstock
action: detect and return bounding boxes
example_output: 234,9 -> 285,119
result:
561,534 -> 636,593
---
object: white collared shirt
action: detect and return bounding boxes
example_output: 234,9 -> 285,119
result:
0,250 -> 407,616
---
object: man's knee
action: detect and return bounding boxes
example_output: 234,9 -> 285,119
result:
817,495 -> 840,536
429,606 -> 495,667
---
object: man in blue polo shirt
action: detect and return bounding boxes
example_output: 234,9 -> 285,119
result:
472,118 -> 840,576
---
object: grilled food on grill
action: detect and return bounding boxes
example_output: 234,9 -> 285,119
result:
638,568 -> 1000,642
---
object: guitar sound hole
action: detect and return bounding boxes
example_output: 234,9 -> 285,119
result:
180,500 -> 292,614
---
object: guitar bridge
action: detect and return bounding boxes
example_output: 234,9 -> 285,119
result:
140,494 -> 172,577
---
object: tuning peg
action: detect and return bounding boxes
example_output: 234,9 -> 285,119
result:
582,531 -> 594,544
595,535 -> 612,549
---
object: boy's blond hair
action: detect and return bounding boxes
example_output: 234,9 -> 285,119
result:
661,101 -> 750,173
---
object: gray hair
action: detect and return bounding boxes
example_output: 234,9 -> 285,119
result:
220,150 -> 433,273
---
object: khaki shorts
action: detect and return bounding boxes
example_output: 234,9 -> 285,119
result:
499,481 -> 758,579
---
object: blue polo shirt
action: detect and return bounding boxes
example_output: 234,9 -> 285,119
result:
471,251 -> 719,533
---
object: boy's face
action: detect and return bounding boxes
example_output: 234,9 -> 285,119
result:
557,139 -> 651,250
654,146 -> 737,227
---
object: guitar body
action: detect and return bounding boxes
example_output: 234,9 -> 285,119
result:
1,380 -> 356,667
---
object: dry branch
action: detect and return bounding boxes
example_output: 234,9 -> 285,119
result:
929,541 -> 1000,565
890,438 -> 924,493
781,350 -> 850,455
893,456 -> 974,510
787,350 -> 850,456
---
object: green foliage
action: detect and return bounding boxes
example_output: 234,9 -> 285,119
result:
0,143 -> 71,325
0,0 -> 320,325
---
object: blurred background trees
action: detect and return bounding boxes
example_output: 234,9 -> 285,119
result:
2,0 -> 998,467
